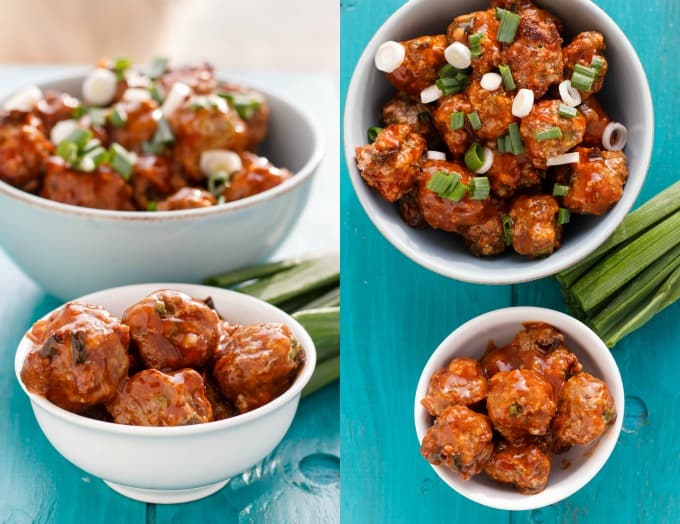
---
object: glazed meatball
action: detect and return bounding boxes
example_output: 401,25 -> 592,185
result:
417,159 -> 489,232
213,323 -> 305,413
106,368 -> 214,426
382,91 -> 437,142
520,100 -> 586,169
487,150 -> 543,198
41,158 -> 135,210
131,154 -> 173,209
458,204 -> 507,256
0,111 -> 53,192
34,91 -> 80,133
169,97 -> 249,182
355,124 -> 426,202
484,438 -> 552,494
156,187 -> 217,211
433,94 -> 474,157
563,32 -> 608,98
578,97 -> 611,146
224,152 -> 291,202
397,188 -> 429,229
202,371 -> 236,421
487,369 -> 556,441
218,83 -> 269,150
159,63 -> 217,95
467,80 -> 516,140
20,303 -> 130,413
447,9 -> 501,76
552,372 -> 616,447
561,148 -> 628,215
502,6 -> 563,98
108,99 -> 160,153
420,405 -> 493,480
421,357 -> 488,416
122,289 -> 220,370
508,194 -> 561,257
385,35 -> 448,97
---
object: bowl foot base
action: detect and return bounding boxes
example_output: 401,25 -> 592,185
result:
103,479 -> 229,504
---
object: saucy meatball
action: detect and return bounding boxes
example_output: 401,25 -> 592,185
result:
466,80 -> 516,140
509,194 -> 561,257
397,188 -> 429,229
447,9 -> 501,76
20,303 -> 130,413
201,371 -> 236,421
433,94 -> 474,157
355,124 -> 426,202
487,369 -> 556,441
578,97 -> 611,147
486,150 -> 543,198
459,204 -> 506,256
563,31 -> 608,98
156,187 -> 216,211
484,438 -> 552,494
218,83 -> 270,150
561,148 -> 628,215
552,372 -> 617,447
213,323 -> 305,413
224,152 -> 291,202
41,158 -> 135,211
0,111 -> 53,192
382,91 -> 437,142
107,368 -> 214,426
520,100 -> 586,169
385,35 -> 448,96
108,99 -> 160,153
34,91 -> 80,133
159,63 -> 217,95
131,154 -> 173,209
420,404 -> 493,480
421,357 -> 488,416
122,290 -> 220,370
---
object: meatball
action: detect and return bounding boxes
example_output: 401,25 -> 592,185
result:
520,100 -> 586,169
487,149 -> 543,198
417,159 -> 489,232
213,323 -> 305,413
169,97 -> 249,182
447,9 -> 502,76
0,111 -> 53,192
508,194 -> 561,257
433,94 -> 474,157
421,357 -> 488,416
397,188 -> 429,229
563,32 -> 608,98
41,158 -> 135,210
382,91 -> 437,142
467,80 -> 516,140
459,204 -> 506,256
108,99 -> 160,153
159,63 -> 217,95
385,35 -> 448,97
578,97 -> 611,147
106,368 -> 214,426
487,369 -> 556,441
420,404 -> 493,480
202,371 -> 236,421
20,302 -> 130,413
224,152 -> 291,202
34,91 -> 80,133
122,289 -> 220,370
502,7 -> 563,98
355,124 -> 426,202
561,148 -> 628,215
218,83 -> 269,150
156,187 -> 216,211
552,372 -> 616,447
131,154 -> 173,209
484,438 -> 552,494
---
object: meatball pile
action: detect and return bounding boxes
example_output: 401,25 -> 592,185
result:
0,58 -> 291,211
419,322 -> 616,494
357,0 -> 629,259
21,289 -> 305,427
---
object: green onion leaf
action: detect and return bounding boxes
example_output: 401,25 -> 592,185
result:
467,111 -> 482,130
450,111 -> 465,130
498,64 -> 515,90
558,208 -> 571,224
443,181 -> 468,202
502,214 -> 513,246
109,106 -> 128,128
427,171 -> 459,194
571,71 -> 594,91
143,117 -> 175,154
149,82 -> 165,104
469,33 -> 484,57
573,63 -> 597,79
590,55 -> 605,74
56,141 -> 78,165
148,56 -> 169,79
108,143 -> 135,180
72,104 -> 87,119
367,126 -> 383,142
437,64 -> 470,95
496,9 -> 521,43
464,142 -> 485,172
553,183 -> 570,197
558,104 -> 578,118
497,136 -> 507,153
436,77 -> 464,96
469,176 -> 490,200
535,127 -> 563,141
146,201 -> 157,211
218,92 -> 263,120
113,56 -> 132,81
508,123 -> 524,154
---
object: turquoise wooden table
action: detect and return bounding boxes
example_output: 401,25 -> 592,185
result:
0,68 -> 339,523
341,1 -> 679,522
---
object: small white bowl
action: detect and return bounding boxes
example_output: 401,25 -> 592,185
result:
344,0 -> 653,284
14,283 -> 316,504
0,74 -> 324,299
414,307 -> 624,511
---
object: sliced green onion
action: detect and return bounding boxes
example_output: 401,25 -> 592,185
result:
502,214 -> 513,246
590,55 -> 605,74
83,138 -> 102,153
113,57 -> 132,80
571,71 -> 594,91
464,142 -> 485,171
56,141 -> 78,165
143,117 -> 175,154
367,126 -> 383,142
495,9 -> 521,43
149,82 -> 165,104
436,77 -> 463,96
498,64 -> 515,90
508,123 -> 524,154
467,111 -> 482,130
108,143 -> 135,180
558,208 -> 571,224
505,135 -> 513,153
88,107 -> 108,127
218,92 -> 262,120
553,183 -> 570,197
72,104 -> 87,119
148,56 -> 169,79
469,176 -> 490,200
535,127 -> 563,141
450,111 -> 465,130
109,106 -> 128,128
497,136 -> 507,153
573,63 -> 597,79
64,128 -> 92,150
207,171 -> 229,197
427,171 -> 459,194
558,104 -> 578,118
443,181 -> 468,202
146,201 -> 157,211
436,64 -> 470,95
469,33 -> 484,57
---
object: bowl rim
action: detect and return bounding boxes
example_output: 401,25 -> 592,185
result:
14,282 -> 317,436
0,71 -> 325,222
413,306 -> 625,511
343,0 -> 654,284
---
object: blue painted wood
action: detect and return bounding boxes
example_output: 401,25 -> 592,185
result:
340,0 -> 680,522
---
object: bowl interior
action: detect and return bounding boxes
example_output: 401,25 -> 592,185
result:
344,0 -> 652,284
414,307 -> 624,511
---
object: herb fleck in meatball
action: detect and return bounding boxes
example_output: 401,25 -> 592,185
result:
467,80 -> 516,140
156,187 -> 216,211
224,152 -> 291,202
447,9 -> 502,77
433,94 -> 474,157
563,31 -> 608,99
508,194 -> 561,257
484,437 -> 552,494
385,35 -> 448,97
421,357 -> 488,416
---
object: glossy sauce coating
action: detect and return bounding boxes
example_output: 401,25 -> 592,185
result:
578,97 -> 611,147
224,152 -> 291,202
484,437 -> 552,494
509,194 -> 561,257
157,187 -> 216,211
385,35 -> 448,96
421,357 -> 488,416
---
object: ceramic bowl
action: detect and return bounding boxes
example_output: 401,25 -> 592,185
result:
414,307 -> 624,510
14,283 -> 317,504
344,0 -> 653,284
0,74 -> 324,299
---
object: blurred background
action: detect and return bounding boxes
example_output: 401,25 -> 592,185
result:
0,0 -> 338,72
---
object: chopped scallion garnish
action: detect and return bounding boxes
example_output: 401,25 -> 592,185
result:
437,64 -> 470,96
558,208 -> 571,224
113,56 -> 132,81
590,55 -> 605,74
553,183 -> 570,197
148,56 -> 169,79
508,123 -> 524,154
464,142 -> 485,172
208,171 -> 229,197
535,127 -> 563,141
505,134 -> 513,153
497,136 -> 506,153
149,82 -> 165,104
558,104 -> 578,118
467,111 -> 482,130
443,181 -> 469,202
56,141 -> 78,165
143,117 -> 175,154
367,126 -> 383,142
64,128 -> 92,150
218,92 -> 263,120
498,64 -> 515,90
469,176 -> 490,200
108,143 -> 135,180
109,106 -> 128,128
571,71 -> 594,91
495,8 -> 521,43
502,214 -> 513,246
436,77 -> 465,96
427,171 -> 459,194
573,63 -> 597,79
469,33 -> 484,57
146,201 -> 157,211
450,111 -> 465,130
88,108 -> 108,127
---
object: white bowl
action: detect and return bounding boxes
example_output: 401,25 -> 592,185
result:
344,0 -> 653,284
414,307 -> 624,511
0,75 -> 324,299
14,283 -> 317,504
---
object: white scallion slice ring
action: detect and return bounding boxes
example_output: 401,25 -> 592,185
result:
161,82 -> 191,117
480,73 -> 502,92
420,84 -> 443,104
49,119 -> 81,145
546,152 -> 581,167
602,122 -> 628,151
374,41 -> 406,73
444,42 -> 472,69
559,80 -> 581,107
3,85 -> 43,112
426,150 -> 447,161
512,88 -> 534,118
122,88 -> 152,103
200,150 -> 242,176
475,147 -> 494,174
82,68 -> 118,106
